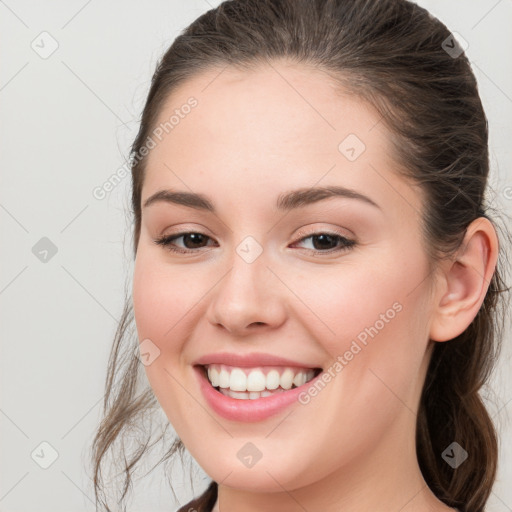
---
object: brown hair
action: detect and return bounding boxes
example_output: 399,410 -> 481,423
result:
90,1 -> 511,511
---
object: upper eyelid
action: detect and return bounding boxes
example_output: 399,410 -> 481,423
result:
158,229 -> 355,247
157,221 -> 354,239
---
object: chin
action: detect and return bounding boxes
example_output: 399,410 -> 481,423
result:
200,455 -> 314,494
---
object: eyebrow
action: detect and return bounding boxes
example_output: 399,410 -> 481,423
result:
142,185 -> 381,212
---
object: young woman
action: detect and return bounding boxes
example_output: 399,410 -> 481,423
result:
91,1 -> 510,511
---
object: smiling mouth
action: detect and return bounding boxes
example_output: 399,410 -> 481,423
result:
199,364 -> 322,400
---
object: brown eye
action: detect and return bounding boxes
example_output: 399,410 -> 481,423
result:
291,232 -> 356,255
154,232 -> 216,253
154,230 -> 356,256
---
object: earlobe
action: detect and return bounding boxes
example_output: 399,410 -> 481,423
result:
429,217 -> 498,343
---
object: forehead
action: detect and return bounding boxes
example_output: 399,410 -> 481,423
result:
142,61 -> 420,219
151,61 -> 389,161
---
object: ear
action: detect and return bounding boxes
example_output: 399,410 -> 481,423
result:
429,217 -> 499,342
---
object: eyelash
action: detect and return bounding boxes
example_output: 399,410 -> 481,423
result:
153,230 -> 356,256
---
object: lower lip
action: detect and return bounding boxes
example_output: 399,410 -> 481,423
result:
194,365 -> 322,422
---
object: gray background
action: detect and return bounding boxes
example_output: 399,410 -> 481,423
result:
1,1 -> 511,511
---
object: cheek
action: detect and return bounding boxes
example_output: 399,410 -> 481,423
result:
132,250 -> 202,343
296,248 -> 432,410
132,253 -> 188,389
132,253 -> 198,427
297,260 -> 426,350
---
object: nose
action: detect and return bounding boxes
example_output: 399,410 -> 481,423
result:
206,251 -> 287,336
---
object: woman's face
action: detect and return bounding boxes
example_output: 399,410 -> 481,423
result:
132,61 -> 438,492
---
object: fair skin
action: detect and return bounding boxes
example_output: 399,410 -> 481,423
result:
132,60 -> 498,512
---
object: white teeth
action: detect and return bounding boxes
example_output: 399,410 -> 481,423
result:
266,370 -> 280,390
218,368 -> 230,388
205,364 -> 318,394
280,368 -> 294,390
229,368 -> 247,392
228,390 -> 248,399
247,370 -> 266,392
219,388 -> 285,399
293,372 -> 305,387
207,367 -> 219,387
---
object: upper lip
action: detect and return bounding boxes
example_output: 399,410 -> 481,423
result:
193,352 -> 321,369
